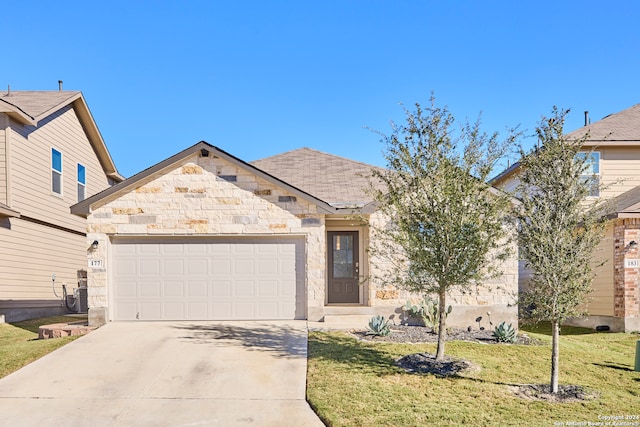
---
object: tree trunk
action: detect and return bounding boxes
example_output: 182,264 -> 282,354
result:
550,320 -> 560,393
435,290 -> 447,361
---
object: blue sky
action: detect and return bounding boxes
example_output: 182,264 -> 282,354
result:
5,1 -> 640,178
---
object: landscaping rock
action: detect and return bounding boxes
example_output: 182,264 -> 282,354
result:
354,325 -> 541,345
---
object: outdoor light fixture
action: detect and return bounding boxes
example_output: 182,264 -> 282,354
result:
91,240 -> 99,250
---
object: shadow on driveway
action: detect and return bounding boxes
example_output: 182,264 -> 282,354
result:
172,320 -> 308,358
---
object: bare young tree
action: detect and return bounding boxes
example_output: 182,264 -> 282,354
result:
517,108 -> 608,393
368,98 -> 517,360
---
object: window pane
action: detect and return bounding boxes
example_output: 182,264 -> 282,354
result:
52,149 -> 62,172
590,152 -> 600,174
52,171 -> 61,194
77,164 -> 86,184
333,235 -> 354,278
77,183 -> 85,201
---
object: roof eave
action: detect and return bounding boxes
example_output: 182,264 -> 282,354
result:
0,205 -> 20,218
71,96 -> 122,180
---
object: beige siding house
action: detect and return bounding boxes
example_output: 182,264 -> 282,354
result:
491,104 -> 640,332
0,90 -> 122,322
72,143 -> 518,328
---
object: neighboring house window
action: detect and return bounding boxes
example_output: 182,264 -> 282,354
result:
51,148 -> 63,195
77,164 -> 86,202
576,151 -> 600,197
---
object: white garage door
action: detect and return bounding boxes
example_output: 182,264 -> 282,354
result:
111,237 -> 305,321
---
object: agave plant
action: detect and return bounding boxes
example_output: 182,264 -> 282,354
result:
493,321 -> 517,343
366,315 -> 392,337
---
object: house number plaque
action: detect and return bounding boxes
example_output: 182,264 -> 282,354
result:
624,259 -> 639,268
88,259 -> 104,269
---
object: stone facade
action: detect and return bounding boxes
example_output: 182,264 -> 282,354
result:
86,152 -> 326,324
365,211 -> 519,329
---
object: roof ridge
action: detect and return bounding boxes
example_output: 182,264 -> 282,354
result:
252,146 -> 382,170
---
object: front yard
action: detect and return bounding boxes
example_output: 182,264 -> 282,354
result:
0,316 -> 84,378
306,324 -> 640,426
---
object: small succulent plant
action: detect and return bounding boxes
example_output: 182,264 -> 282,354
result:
366,315 -> 392,337
493,321 -> 517,343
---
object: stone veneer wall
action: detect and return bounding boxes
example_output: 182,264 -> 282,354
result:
366,211 -> 519,329
85,153 -> 326,325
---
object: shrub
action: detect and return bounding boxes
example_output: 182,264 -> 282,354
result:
366,315 -> 392,337
493,321 -> 517,343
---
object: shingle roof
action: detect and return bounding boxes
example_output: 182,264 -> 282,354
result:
566,104 -> 640,145
251,147 -> 383,207
0,91 -> 82,124
491,103 -> 640,184
0,90 -> 122,181
608,185 -> 640,217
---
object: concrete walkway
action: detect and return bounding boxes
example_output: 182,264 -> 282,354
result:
0,321 -> 324,427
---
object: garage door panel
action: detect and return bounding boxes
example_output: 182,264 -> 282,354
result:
115,280 -> 137,298
187,280 -> 208,297
139,245 -> 161,255
187,302 -> 208,319
235,280 -> 255,297
186,259 -> 208,275
115,302 -> 138,320
257,280 -> 278,297
234,259 -> 255,274
211,280 -> 232,297
164,259 -> 185,275
141,302 -> 162,319
257,302 -> 279,318
257,259 -> 278,275
211,302 -> 232,319
140,259 -> 161,275
164,280 -> 184,297
164,302 -> 185,319
111,238 -> 304,320
212,260 -> 231,274
140,281 -> 161,297
114,259 -> 137,275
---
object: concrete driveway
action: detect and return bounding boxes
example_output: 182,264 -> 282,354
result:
0,321 -> 324,427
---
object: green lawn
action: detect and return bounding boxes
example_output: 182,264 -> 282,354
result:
307,325 -> 640,426
0,316 -> 86,378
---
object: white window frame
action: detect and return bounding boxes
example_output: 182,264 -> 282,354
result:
77,163 -> 86,202
51,148 -> 63,196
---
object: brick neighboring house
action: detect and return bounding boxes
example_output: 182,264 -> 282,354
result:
72,142 -> 518,327
0,90 -> 122,322
491,104 -> 640,332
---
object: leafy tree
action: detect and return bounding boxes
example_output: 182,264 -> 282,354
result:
368,98 -> 517,361
516,108 -> 608,393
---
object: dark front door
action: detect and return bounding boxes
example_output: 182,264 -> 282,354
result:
327,231 -> 359,303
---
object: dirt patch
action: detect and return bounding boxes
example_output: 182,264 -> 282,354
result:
354,325 -> 542,345
509,384 -> 598,402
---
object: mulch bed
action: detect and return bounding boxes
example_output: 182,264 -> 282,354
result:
509,384 -> 598,402
395,352 -> 479,377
